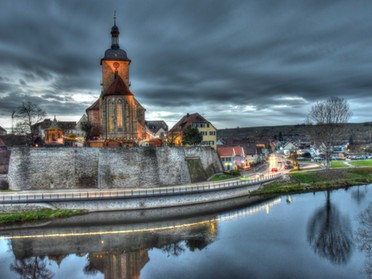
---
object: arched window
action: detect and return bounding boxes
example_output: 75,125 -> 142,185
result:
117,101 -> 123,129
108,99 -> 115,132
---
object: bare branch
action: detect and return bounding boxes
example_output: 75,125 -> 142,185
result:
306,97 -> 352,168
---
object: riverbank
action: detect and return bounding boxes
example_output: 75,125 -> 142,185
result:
0,209 -> 86,225
252,167 -> 372,196
1,167 -> 371,226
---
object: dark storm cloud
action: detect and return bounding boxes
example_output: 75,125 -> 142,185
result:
1,0 -> 372,129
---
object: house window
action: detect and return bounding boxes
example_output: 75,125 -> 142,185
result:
209,131 -> 216,135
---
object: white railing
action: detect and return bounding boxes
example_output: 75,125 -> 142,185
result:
0,174 -> 282,204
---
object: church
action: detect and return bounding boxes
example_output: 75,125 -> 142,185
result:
86,16 -> 146,146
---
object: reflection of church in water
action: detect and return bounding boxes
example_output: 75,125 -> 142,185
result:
10,219 -> 217,279
86,15 -> 146,145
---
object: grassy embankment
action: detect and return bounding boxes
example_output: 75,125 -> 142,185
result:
210,171 -> 240,181
0,209 -> 86,225
330,160 -> 348,168
252,167 -> 372,196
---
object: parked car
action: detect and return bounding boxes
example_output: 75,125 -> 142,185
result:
271,167 -> 278,172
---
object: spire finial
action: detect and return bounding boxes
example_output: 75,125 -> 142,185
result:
114,10 -> 117,25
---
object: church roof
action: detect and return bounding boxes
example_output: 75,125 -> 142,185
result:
101,48 -> 130,62
103,76 -> 134,97
0,126 -> 6,134
87,99 -> 100,111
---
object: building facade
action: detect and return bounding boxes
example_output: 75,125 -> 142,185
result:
86,17 -> 146,145
33,117 -> 77,146
217,146 -> 246,170
169,113 -> 217,149
145,121 -> 168,140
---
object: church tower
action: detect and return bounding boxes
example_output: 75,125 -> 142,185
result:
100,13 -> 131,92
86,14 -> 146,145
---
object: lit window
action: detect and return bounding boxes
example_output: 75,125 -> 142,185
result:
117,103 -> 123,129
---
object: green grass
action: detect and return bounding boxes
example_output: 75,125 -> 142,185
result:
210,173 -> 239,181
349,160 -> 372,167
0,209 -> 86,225
252,181 -> 304,195
252,167 -> 372,196
330,161 -> 347,168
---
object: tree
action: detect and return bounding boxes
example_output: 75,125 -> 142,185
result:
182,126 -> 202,146
15,101 -> 46,146
307,190 -> 353,265
306,97 -> 352,168
278,131 -> 283,142
356,204 -> 372,277
80,120 -> 93,146
10,256 -> 54,279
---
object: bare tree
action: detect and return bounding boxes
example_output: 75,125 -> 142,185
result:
356,204 -> 372,278
307,190 -> 353,265
306,97 -> 352,168
15,101 -> 46,146
10,256 -> 54,279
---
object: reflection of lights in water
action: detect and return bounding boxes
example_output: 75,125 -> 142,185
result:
1,198 -> 281,240
286,196 -> 293,204
215,198 -> 281,222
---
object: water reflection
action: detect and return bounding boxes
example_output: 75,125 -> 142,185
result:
10,256 -> 54,279
3,198 -> 281,278
351,185 -> 368,204
9,219 -> 217,279
356,203 -> 372,278
307,190 -> 353,265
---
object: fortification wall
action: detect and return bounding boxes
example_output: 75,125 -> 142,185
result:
8,146 -> 223,190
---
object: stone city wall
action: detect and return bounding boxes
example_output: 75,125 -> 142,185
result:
8,146 -> 223,190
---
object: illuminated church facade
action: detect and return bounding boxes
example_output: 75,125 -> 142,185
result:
87,17 -> 146,144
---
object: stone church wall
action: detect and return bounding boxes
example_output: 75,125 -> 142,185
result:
8,146 -> 223,190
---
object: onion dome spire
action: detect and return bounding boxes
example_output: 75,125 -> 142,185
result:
111,11 -> 120,49
101,11 -> 130,63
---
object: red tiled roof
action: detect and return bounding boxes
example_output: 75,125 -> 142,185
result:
169,113 -> 211,132
217,147 -> 234,157
217,146 -> 244,157
103,76 -> 133,97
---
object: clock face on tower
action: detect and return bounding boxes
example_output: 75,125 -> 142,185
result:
113,62 -> 120,69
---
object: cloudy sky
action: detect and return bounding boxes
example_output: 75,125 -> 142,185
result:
1,0 -> 372,131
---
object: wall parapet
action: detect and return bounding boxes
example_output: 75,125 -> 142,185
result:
8,146 -> 223,191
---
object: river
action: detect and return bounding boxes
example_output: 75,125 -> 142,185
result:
0,185 -> 371,279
